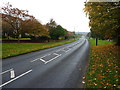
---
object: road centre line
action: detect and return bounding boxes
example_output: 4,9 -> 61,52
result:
65,49 -> 71,52
31,54 -> 49,62
40,54 -> 50,59
31,58 -> 39,62
45,54 -> 61,64
61,48 -> 71,52
53,53 -> 61,56
31,41 -> 80,63
56,48 -> 64,52
60,49 -> 66,52
0,69 -> 32,87
0,68 -> 13,75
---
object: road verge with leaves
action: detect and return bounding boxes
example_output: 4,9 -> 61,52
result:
85,39 -> 120,88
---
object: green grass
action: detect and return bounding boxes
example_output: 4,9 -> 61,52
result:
89,38 -> 113,46
84,38 -> 120,88
2,39 -> 78,59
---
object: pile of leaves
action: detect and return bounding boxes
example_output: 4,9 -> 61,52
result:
85,44 -> 120,88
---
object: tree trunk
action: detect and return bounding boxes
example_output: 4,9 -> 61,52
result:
115,27 -> 120,46
96,38 -> 98,46
116,33 -> 120,46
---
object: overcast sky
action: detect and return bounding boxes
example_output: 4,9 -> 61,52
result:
0,0 -> 90,32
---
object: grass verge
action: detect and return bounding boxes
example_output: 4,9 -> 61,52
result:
89,38 -> 113,46
85,39 -> 120,88
2,39 -> 78,59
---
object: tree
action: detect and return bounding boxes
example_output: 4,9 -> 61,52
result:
2,18 -> 13,38
46,19 -> 57,28
1,2 -> 35,42
84,1 -> 120,45
50,25 -> 65,40
22,19 -> 49,41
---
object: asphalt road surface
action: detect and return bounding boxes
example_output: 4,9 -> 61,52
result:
0,38 -> 90,88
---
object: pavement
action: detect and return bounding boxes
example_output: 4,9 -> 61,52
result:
0,38 -> 90,88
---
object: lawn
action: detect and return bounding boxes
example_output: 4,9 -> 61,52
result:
89,38 -> 113,46
85,38 -> 120,88
2,39 -> 78,59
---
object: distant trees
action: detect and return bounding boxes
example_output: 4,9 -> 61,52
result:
46,19 -> 67,40
1,3 -> 75,42
84,1 -> 120,45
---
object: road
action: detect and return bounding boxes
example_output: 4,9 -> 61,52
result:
0,38 -> 90,88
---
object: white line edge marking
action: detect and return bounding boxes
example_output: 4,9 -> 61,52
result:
0,69 -> 32,87
45,54 -> 61,64
0,68 -> 13,75
10,70 -> 15,78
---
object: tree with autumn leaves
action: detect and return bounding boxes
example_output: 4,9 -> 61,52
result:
1,2 -> 49,42
84,1 -> 120,45
21,19 -> 49,41
1,3 -> 75,42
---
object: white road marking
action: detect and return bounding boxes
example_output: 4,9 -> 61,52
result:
0,68 -> 13,75
31,54 -> 50,62
56,49 -> 63,52
40,58 -> 46,63
65,49 -> 71,52
0,69 -> 32,87
41,54 -> 50,59
31,41 -> 81,63
53,53 -> 60,56
10,70 -> 15,78
45,54 -> 61,64
60,49 -> 66,52
30,58 -> 39,62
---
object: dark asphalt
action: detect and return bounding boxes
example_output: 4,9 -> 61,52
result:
1,38 -> 90,88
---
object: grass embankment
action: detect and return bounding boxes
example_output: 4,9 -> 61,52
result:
2,39 -> 78,59
85,38 -> 120,88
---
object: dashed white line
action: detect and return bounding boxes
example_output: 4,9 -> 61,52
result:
10,70 -> 15,79
30,58 -> 39,62
60,49 -> 66,52
56,49 -> 63,52
31,41 -> 81,63
65,49 -> 71,52
0,68 -> 13,75
0,69 -> 32,87
40,54 -> 50,59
